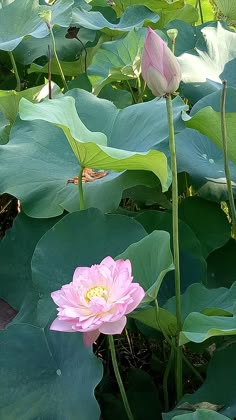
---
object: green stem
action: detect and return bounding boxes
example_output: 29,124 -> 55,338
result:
127,80 -> 138,104
221,80 -> 236,239
49,26 -> 68,91
9,51 -> 21,91
78,167 -> 85,211
165,94 -> 182,400
136,76 -> 143,103
163,339 -> 175,411
195,0 -> 203,24
108,335 -> 134,420
154,300 -> 203,399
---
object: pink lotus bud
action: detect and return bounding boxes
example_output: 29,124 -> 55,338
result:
50,256 -> 145,347
141,27 -> 182,97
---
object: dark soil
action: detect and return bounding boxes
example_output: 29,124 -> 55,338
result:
0,193 -> 18,239
0,193 -> 19,328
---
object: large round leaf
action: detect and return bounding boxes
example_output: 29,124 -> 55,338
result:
14,26 -> 96,65
0,118 -> 79,217
178,197 -> 230,257
67,89 -> 187,151
0,118 -> 165,217
175,128 -> 236,201
0,324 -> 103,420
19,96 -> 168,189
0,212 -> 61,309
0,0 -> 73,51
165,282 -> 236,320
186,107 -> 236,164
72,5 -> 159,34
0,90 -> 187,217
191,87 -> 236,115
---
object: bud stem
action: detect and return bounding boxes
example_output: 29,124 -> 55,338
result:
165,94 -> 182,401
48,25 -> 68,91
9,51 -> 21,92
108,335 -> 134,420
220,80 -> 236,239
78,166 -> 85,210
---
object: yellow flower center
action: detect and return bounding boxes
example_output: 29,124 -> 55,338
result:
86,286 -> 108,301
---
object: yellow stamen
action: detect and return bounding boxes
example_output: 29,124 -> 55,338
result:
86,286 -> 108,301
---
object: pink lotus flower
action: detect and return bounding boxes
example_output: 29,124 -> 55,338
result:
50,256 -> 145,347
141,27 -> 181,97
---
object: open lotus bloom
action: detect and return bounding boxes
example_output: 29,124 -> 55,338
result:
50,256 -> 145,347
141,27 -> 182,97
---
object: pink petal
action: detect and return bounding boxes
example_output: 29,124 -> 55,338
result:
83,330 -> 100,347
50,318 -> 75,332
72,266 -> 91,282
99,316 -> 127,335
125,284 -> 145,314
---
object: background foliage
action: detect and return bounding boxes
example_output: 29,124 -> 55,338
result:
0,0 -> 236,419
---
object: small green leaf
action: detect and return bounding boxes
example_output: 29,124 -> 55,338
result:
0,83 -> 59,143
117,231 -> 174,302
180,312 -> 236,345
130,306 -> 177,336
172,409 -> 229,419
165,282 -> 236,321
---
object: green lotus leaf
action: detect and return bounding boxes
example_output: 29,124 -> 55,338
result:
214,0 -> 236,19
117,230 -> 174,303
175,128 -> 236,201
165,282 -> 236,321
72,5 -> 159,34
0,324 -> 103,420
0,0 -> 73,51
186,107 -> 236,164
172,409 -> 230,420
0,82 -> 60,143
88,28 -> 148,94
19,96 -> 169,190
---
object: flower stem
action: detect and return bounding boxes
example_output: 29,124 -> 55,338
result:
195,0 -> 204,23
154,299 -> 203,406
165,94 -> 182,401
9,51 -> 21,91
108,335 -> 134,420
163,338 -> 175,411
49,26 -> 68,91
78,167 -> 85,210
221,80 -> 236,239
